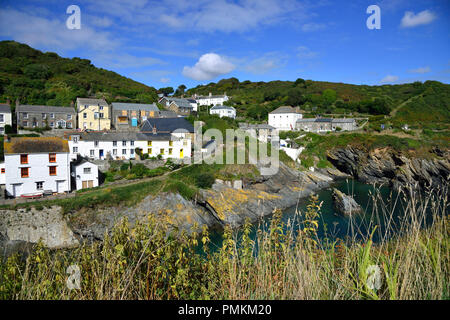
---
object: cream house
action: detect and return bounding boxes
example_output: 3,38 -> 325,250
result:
76,98 -> 111,130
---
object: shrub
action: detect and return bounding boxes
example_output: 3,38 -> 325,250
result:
130,163 -> 149,178
195,173 -> 215,189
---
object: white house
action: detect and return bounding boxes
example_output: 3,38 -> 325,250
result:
238,123 -> 278,144
72,159 -> 99,190
268,106 -> 303,131
67,130 -> 191,161
0,162 -> 5,185
4,137 -> 71,198
209,105 -> 236,119
195,93 -> 229,106
0,103 -> 12,134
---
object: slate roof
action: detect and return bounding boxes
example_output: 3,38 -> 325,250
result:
76,98 -> 108,107
0,104 -> 11,113
239,123 -> 276,130
16,105 -> 76,113
210,105 -> 235,111
332,118 -> 356,123
111,102 -> 159,112
269,106 -> 302,114
141,117 -> 194,133
4,137 -> 69,154
74,131 -> 175,141
197,94 -> 227,99
157,110 -> 178,118
169,98 -> 194,109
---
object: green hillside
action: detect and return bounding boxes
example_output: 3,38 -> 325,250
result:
185,77 -> 450,128
0,41 -> 158,106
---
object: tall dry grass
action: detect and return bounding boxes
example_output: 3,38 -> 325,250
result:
0,184 -> 448,300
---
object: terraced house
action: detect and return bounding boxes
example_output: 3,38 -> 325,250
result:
67,130 -> 190,161
76,98 -> 111,130
3,137 -> 71,198
0,103 -> 12,134
111,102 -> 160,129
16,105 -> 76,130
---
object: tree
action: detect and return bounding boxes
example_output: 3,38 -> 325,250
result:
322,89 -> 337,106
175,84 -> 187,96
159,87 -> 174,96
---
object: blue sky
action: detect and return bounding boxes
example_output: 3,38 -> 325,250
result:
0,0 -> 449,89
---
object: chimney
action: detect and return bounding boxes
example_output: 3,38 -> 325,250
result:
6,98 -> 10,106
70,100 -> 74,108
152,126 -> 157,135
209,92 -> 212,97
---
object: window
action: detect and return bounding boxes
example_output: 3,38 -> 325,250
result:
50,113 -> 55,119
148,148 -> 152,154
113,141 -> 117,147
122,141 -> 126,146
148,141 -> 152,146
130,140 -> 134,146
0,114 -> 4,122
49,166 -> 57,176
73,147 -> 78,153
50,121 -> 54,127
23,121 -> 28,127
94,141 -> 99,147
94,112 -> 99,119
113,149 -> 117,155
100,106 -> 104,110
49,153 -> 56,163
90,150 -> 95,157
183,140 -> 188,146
1,168 -> 5,173
169,141 -> 173,146
42,113 -> 46,119
169,148 -> 173,155
83,113 -> 87,119
122,149 -> 127,155
67,122 -> 72,128
83,167 -> 91,174
36,182 -> 43,190
99,113 -> 104,118
130,149 -> 134,155
32,121 -> 37,127
73,136 -> 78,143
160,149 -> 164,155
20,154 -> 28,164
23,112 -> 28,119
21,167 -> 29,178
67,114 -> 72,120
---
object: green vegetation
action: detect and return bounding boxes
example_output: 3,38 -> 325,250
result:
1,188 -> 447,300
0,41 -> 159,106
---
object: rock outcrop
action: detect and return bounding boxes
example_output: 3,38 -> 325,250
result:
327,146 -> 450,189
332,188 -> 362,215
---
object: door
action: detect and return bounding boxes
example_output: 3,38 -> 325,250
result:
12,184 -> 22,197
88,180 -> 93,188
99,149 -> 104,158
56,180 -> 66,193
180,148 -> 183,158
82,181 -> 88,189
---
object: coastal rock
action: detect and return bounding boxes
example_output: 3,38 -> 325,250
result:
332,188 -> 362,215
327,147 -> 450,189
0,206 -> 79,249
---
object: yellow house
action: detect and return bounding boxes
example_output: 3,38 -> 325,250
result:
76,98 -> 111,130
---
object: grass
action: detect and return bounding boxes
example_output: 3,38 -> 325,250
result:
0,184 -> 448,300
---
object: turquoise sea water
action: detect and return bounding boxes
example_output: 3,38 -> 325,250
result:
205,179 -> 436,252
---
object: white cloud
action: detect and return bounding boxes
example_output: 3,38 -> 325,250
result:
297,46 -> 318,59
244,53 -> 286,74
0,8 -> 116,52
409,66 -> 431,74
93,53 -> 163,69
380,75 -> 399,83
182,53 -> 235,81
160,77 -> 170,83
401,10 -> 436,28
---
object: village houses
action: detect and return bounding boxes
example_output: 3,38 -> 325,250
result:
0,103 -> 12,134
209,105 -> 236,119
16,104 -> 76,130
195,92 -> 229,106
111,102 -> 160,130
76,97 -> 111,130
268,106 -> 303,131
3,137 -> 71,198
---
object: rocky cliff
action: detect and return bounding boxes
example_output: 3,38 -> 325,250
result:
326,146 -> 450,189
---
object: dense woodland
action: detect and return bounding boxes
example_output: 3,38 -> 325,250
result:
1,40 -> 449,130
